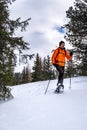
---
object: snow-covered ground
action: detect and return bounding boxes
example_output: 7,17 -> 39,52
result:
0,76 -> 87,130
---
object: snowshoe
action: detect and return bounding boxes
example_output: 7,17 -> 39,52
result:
54,84 -> 64,94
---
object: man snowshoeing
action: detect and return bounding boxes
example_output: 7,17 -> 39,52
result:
51,41 -> 73,93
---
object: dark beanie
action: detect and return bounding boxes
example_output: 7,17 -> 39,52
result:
59,41 -> 65,46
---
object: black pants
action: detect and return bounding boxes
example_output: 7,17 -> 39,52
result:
53,64 -> 64,84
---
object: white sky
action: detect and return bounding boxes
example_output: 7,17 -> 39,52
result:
9,0 -> 75,72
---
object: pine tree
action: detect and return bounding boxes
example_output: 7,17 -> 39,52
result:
14,72 -> 21,85
21,66 -> 32,84
65,0 -> 87,75
42,57 -> 48,80
0,0 -> 31,100
45,55 -> 55,79
32,53 -> 43,82
65,60 -> 77,78
21,67 -> 26,84
42,55 -> 55,80
32,54 -> 56,82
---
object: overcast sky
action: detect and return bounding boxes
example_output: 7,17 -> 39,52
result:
9,0 -> 75,72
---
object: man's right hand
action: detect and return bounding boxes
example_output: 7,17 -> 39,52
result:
70,51 -> 73,56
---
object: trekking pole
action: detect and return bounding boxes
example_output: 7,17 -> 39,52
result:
69,75 -> 71,89
44,67 -> 53,95
44,79 -> 50,95
69,60 -> 72,90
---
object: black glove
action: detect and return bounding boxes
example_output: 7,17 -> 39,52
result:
70,51 -> 73,56
53,63 -> 57,67
53,63 -> 56,66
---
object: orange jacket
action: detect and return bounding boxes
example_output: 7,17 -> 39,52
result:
51,47 -> 72,67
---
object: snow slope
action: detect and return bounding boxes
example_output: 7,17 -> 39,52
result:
0,76 -> 87,130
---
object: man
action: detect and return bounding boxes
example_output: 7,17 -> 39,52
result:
51,41 -> 73,92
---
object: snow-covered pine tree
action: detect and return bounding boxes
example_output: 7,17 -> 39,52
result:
0,0 -> 31,100
65,0 -> 87,75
